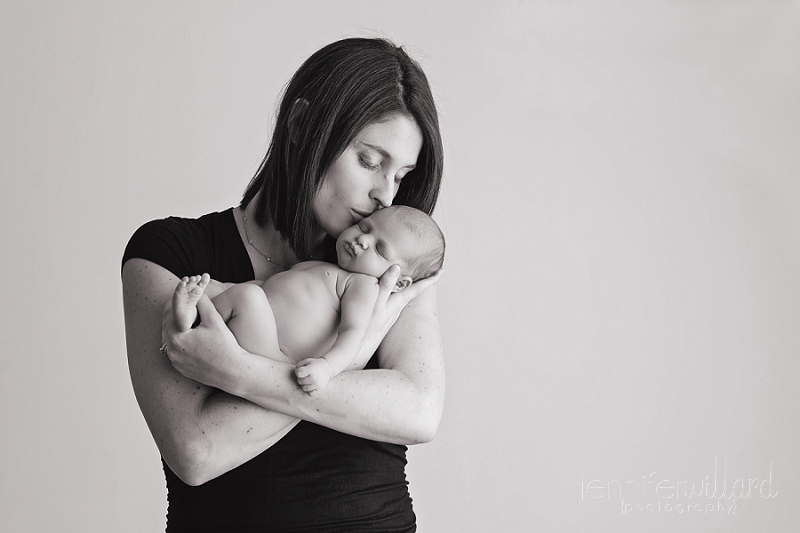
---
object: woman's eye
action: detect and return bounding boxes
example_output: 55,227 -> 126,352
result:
358,156 -> 380,171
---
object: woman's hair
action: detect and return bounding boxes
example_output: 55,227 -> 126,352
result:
241,37 -> 444,259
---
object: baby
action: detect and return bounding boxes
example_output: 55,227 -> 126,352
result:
172,205 -> 445,394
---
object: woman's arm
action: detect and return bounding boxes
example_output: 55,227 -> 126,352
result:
122,258 -> 299,486
299,285 -> 445,443
166,266 -> 445,444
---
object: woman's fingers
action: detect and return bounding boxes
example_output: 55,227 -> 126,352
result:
195,293 -> 224,328
374,266 -> 442,320
356,266 -> 442,364
398,269 -> 442,302
160,289 -> 235,387
377,265 -> 401,296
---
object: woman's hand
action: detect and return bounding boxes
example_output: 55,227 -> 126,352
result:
356,265 -> 442,364
162,291 -> 246,391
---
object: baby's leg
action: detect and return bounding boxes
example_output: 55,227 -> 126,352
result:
172,274 -> 210,332
211,284 -> 290,363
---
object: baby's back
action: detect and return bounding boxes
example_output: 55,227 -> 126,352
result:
261,261 -> 345,363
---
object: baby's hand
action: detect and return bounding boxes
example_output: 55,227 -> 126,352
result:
294,358 -> 334,395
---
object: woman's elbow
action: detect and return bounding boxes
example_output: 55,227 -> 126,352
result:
403,395 -> 443,444
414,409 -> 441,444
175,463 -> 215,487
163,438 -> 216,486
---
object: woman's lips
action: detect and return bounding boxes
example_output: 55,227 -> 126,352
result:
351,208 -> 372,221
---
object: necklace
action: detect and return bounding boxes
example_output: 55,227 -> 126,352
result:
241,211 -> 290,269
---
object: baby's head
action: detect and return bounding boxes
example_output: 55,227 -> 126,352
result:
335,206 -> 445,292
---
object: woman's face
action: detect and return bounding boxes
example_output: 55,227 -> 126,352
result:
313,113 -> 423,238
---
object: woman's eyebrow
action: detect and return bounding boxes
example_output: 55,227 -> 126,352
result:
361,142 -> 416,170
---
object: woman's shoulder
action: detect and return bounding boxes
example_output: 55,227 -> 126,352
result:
128,209 -> 234,241
121,208 -> 241,279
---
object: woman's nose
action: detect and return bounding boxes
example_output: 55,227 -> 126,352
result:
369,176 -> 395,209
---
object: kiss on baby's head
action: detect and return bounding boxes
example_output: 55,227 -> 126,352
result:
335,205 -> 445,290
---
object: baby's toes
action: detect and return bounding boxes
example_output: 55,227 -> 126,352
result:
183,274 -> 210,296
174,277 -> 188,294
188,283 -> 205,297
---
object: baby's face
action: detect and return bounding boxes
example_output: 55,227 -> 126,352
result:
335,208 -> 417,280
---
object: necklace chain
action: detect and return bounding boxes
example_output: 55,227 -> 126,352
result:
241,211 -> 289,269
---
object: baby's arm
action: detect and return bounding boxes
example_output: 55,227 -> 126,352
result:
295,274 -> 379,394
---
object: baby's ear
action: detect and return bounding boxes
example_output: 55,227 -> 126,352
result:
392,275 -> 413,293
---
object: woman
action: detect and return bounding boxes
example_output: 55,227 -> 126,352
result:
122,37 -> 445,532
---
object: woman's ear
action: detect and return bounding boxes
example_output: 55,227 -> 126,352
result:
392,275 -> 413,293
288,98 -> 310,144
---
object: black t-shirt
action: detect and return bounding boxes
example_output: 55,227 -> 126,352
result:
122,209 -> 415,532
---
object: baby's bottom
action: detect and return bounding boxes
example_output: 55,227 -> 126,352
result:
172,276 -> 290,365
211,283 -> 292,364
172,277 -> 302,442
173,276 -> 328,396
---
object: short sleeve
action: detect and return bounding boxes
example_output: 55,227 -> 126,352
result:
121,217 -> 198,279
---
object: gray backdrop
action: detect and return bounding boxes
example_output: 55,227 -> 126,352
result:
1,1 -> 798,531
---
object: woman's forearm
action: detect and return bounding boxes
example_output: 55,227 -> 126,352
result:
224,289 -> 445,444
188,392 -> 300,484
232,362 -> 442,444
123,259 -> 300,485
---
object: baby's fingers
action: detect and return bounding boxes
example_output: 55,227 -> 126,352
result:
295,365 -> 311,379
295,368 -> 321,396
299,381 -> 318,392
302,386 -> 320,397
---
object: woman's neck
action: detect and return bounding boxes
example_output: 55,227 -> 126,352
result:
236,203 -> 300,275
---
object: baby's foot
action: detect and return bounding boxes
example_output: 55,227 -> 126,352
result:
172,273 -> 210,331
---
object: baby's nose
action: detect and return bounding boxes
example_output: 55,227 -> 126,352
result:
355,236 -> 368,249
